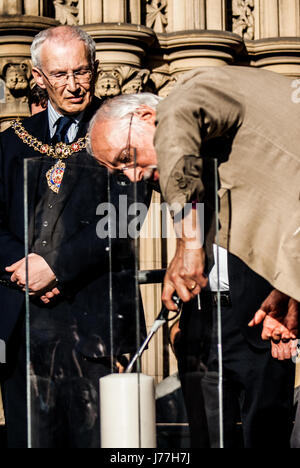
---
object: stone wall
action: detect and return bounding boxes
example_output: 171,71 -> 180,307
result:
0,0 -> 299,388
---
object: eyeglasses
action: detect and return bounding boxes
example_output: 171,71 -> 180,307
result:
115,113 -> 138,173
40,68 -> 93,88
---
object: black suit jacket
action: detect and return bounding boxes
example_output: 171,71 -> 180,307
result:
0,98 -> 152,357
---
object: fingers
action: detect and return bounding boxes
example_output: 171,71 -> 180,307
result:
5,259 -> 24,273
40,296 -> 50,304
39,287 -> 60,304
271,341 -> 295,361
262,316 -> 291,342
162,276 -> 202,311
248,309 -> 266,328
162,282 -> 180,311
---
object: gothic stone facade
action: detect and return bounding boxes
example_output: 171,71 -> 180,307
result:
0,0 -> 300,384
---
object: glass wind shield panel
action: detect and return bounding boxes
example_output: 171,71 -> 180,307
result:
107,156 -> 224,450
24,155 -> 223,449
24,156 -> 150,448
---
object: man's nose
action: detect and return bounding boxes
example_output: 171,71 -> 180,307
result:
66,74 -> 80,93
124,167 -> 143,182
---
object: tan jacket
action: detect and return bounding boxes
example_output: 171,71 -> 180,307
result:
155,66 -> 300,301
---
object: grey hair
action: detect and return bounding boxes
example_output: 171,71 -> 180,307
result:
87,92 -> 162,155
93,93 -> 162,120
31,25 -> 96,69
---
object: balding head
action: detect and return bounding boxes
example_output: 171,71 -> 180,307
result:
88,93 -> 161,183
31,25 -> 96,69
31,25 -> 97,116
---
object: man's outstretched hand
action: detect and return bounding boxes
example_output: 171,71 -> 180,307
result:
249,289 -> 299,360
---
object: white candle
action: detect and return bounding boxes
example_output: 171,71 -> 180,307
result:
100,373 -> 156,448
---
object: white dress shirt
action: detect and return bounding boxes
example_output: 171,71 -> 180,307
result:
48,100 -> 84,143
208,245 -> 229,292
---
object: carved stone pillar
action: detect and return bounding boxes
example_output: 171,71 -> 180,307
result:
0,16 -> 58,129
23,0 -> 49,16
129,0 -> 142,25
259,0 -> 279,38
139,191 -> 164,383
205,0 -> 227,30
83,23 -> 155,99
157,30 -> 244,77
80,0 -> 103,25
0,0 -> 22,16
103,0 -> 127,23
167,0 -> 227,32
278,0 -> 300,37
246,38 -> 300,77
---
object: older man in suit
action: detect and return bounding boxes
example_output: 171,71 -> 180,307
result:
88,67 -> 299,447
0,25 -> 150,448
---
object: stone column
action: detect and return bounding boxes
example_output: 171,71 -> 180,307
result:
83,23 -> 155,99
0,16 -> 58,129
129,0 -> 142,25
103,0 -> 127,23
246,38 -> 300,76
0,0 -> 22,15
80,0 -> 103,25
167,0 -> 227,32
259,0 -> 279,38
139,191 -> 164,383
279,0 -> 300,37
23,0 -> 41,16
205,0 -> 227,30
161,30 -> 244,76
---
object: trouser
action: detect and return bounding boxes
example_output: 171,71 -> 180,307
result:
178,253 -> 296,448
1,310 -> 115,448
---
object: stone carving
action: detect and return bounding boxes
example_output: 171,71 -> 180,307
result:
146,0 -> 168,33
96,70 -> 122,98
120,67 -> 150,94
232,0 -> 255,40
95,67 -> 150,98
53,0 -> 79,26
150,72 -> 177,97
0,60 -> 32,104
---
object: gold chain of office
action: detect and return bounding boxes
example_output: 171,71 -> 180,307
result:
11,118 -> 89,159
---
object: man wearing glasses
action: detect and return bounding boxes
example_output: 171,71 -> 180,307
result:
0,25 -> 150,448
88,85 -> 299,448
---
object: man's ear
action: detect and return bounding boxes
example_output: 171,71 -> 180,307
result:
135,105 -> 156,125
31,67 -> 47,89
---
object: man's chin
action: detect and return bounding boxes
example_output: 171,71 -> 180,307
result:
61,97 -> 91,115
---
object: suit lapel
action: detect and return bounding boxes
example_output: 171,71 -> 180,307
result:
26,99 -> 102,246
22,110 -> 50,247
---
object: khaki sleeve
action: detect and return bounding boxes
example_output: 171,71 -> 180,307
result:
154,68 -> 244,215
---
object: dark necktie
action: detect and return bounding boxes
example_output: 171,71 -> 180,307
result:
52,116 -> 74,145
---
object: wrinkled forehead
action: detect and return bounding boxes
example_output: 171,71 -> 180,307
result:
40,36 -> 90,67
